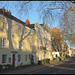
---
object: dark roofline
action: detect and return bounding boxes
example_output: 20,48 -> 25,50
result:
40,24 -> 44,26
0,9 -> 25,25
27,24 -> 35,28
40,24 -> 50,33
0,9 -> 35,29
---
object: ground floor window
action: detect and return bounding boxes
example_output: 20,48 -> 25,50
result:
2,55 -> 7,64
18,55 -> 21,62
25,55 -> 28,61
29,54 -> 31,59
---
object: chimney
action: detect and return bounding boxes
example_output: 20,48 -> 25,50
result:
25,19 -> 30,25
1,6 -> 5,12
7,10 -> 11,15
8,10 -> 11,14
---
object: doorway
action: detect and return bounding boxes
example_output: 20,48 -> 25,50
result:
12,53 -> 17,67
12,54 -> 15,67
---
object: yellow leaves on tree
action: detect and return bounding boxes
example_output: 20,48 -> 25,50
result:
50,27 -> 61,40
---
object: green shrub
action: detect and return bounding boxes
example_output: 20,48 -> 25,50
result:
53,57 -> 60,61
40,59 -> 50,64
4,64 -> 13,69
46,59 -> 50,64
53,58 -> 56,60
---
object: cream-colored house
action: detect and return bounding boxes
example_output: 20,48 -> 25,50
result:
0,7 -> 39,67
0,7 -> 52,67
34,22 -> 52,60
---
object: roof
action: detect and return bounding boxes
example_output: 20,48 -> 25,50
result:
0,9 -> 25,25
40,24 -> 44,26
0,9 -> 51,32
30,24 -> 35,28
0,9 -> 35,29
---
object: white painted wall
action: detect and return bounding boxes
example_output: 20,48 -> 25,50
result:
52,52 -> 60,58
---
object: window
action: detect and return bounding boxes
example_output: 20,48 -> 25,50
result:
17,41 -> 20,49
18,55 -> 21,62
2,55 -> 7,64
2,38 -> 6,47
3,21 -> 7,29
18,25 -> 21,34
25,55 -> 28,61
2,38 -> 8,48
29,54 -> 31,59
44,51 -> 46,59
17,41 -> 22,50
30,45 -> 32,50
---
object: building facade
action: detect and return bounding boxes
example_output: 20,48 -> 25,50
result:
34,22 -> 52,60
0,7 -> 52,67
0,7 -> 39,67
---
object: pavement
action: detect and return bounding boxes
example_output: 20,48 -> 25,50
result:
50,57 -> 71,66
0,57 -> 71,74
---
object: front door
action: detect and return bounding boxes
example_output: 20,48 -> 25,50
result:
13,54 -> 15,67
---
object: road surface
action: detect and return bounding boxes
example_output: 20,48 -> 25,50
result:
0,57 -> 75,74
28,57 -> 75,74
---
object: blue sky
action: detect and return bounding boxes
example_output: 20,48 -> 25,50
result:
0,1 -> 60,28
0,1 -> 74,49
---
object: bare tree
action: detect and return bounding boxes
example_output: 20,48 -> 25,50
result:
0,1 -> 74,47
60,1 -> 75,47
0,6 -> 32,51
19,25 -> 32,50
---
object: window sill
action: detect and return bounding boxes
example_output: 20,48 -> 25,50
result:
18,62 -> 21,63
1,46 -> 9,49
25,61 -> 28,62
2,63 -> 7,65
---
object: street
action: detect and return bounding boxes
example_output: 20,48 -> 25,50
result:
0,57 -> 75,74
28,57 -> 75,74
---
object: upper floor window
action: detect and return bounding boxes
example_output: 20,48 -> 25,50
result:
2,38 -> 8,48
17,41 -> 22,50
3,22 -> 7,29
30,44 -> 33,50
18,25 -> 22,35
17,41 -> 20,49
2,17 -> 8,30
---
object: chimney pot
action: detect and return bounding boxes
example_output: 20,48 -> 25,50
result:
7,10 -> 11,15
25,19 -> 30,25
1,6 -> 5,12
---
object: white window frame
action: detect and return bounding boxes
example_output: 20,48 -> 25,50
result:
18,55 -> 21,63
17,41 -> 22,50
3,18 -> 7,30
3,22 -> 7,29
1,37 -> 8,48
25,55 -> 28,62
2,54 -> 7,65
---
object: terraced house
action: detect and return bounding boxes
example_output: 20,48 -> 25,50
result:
0,7 -> 52,67
34,22 -> 52,60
